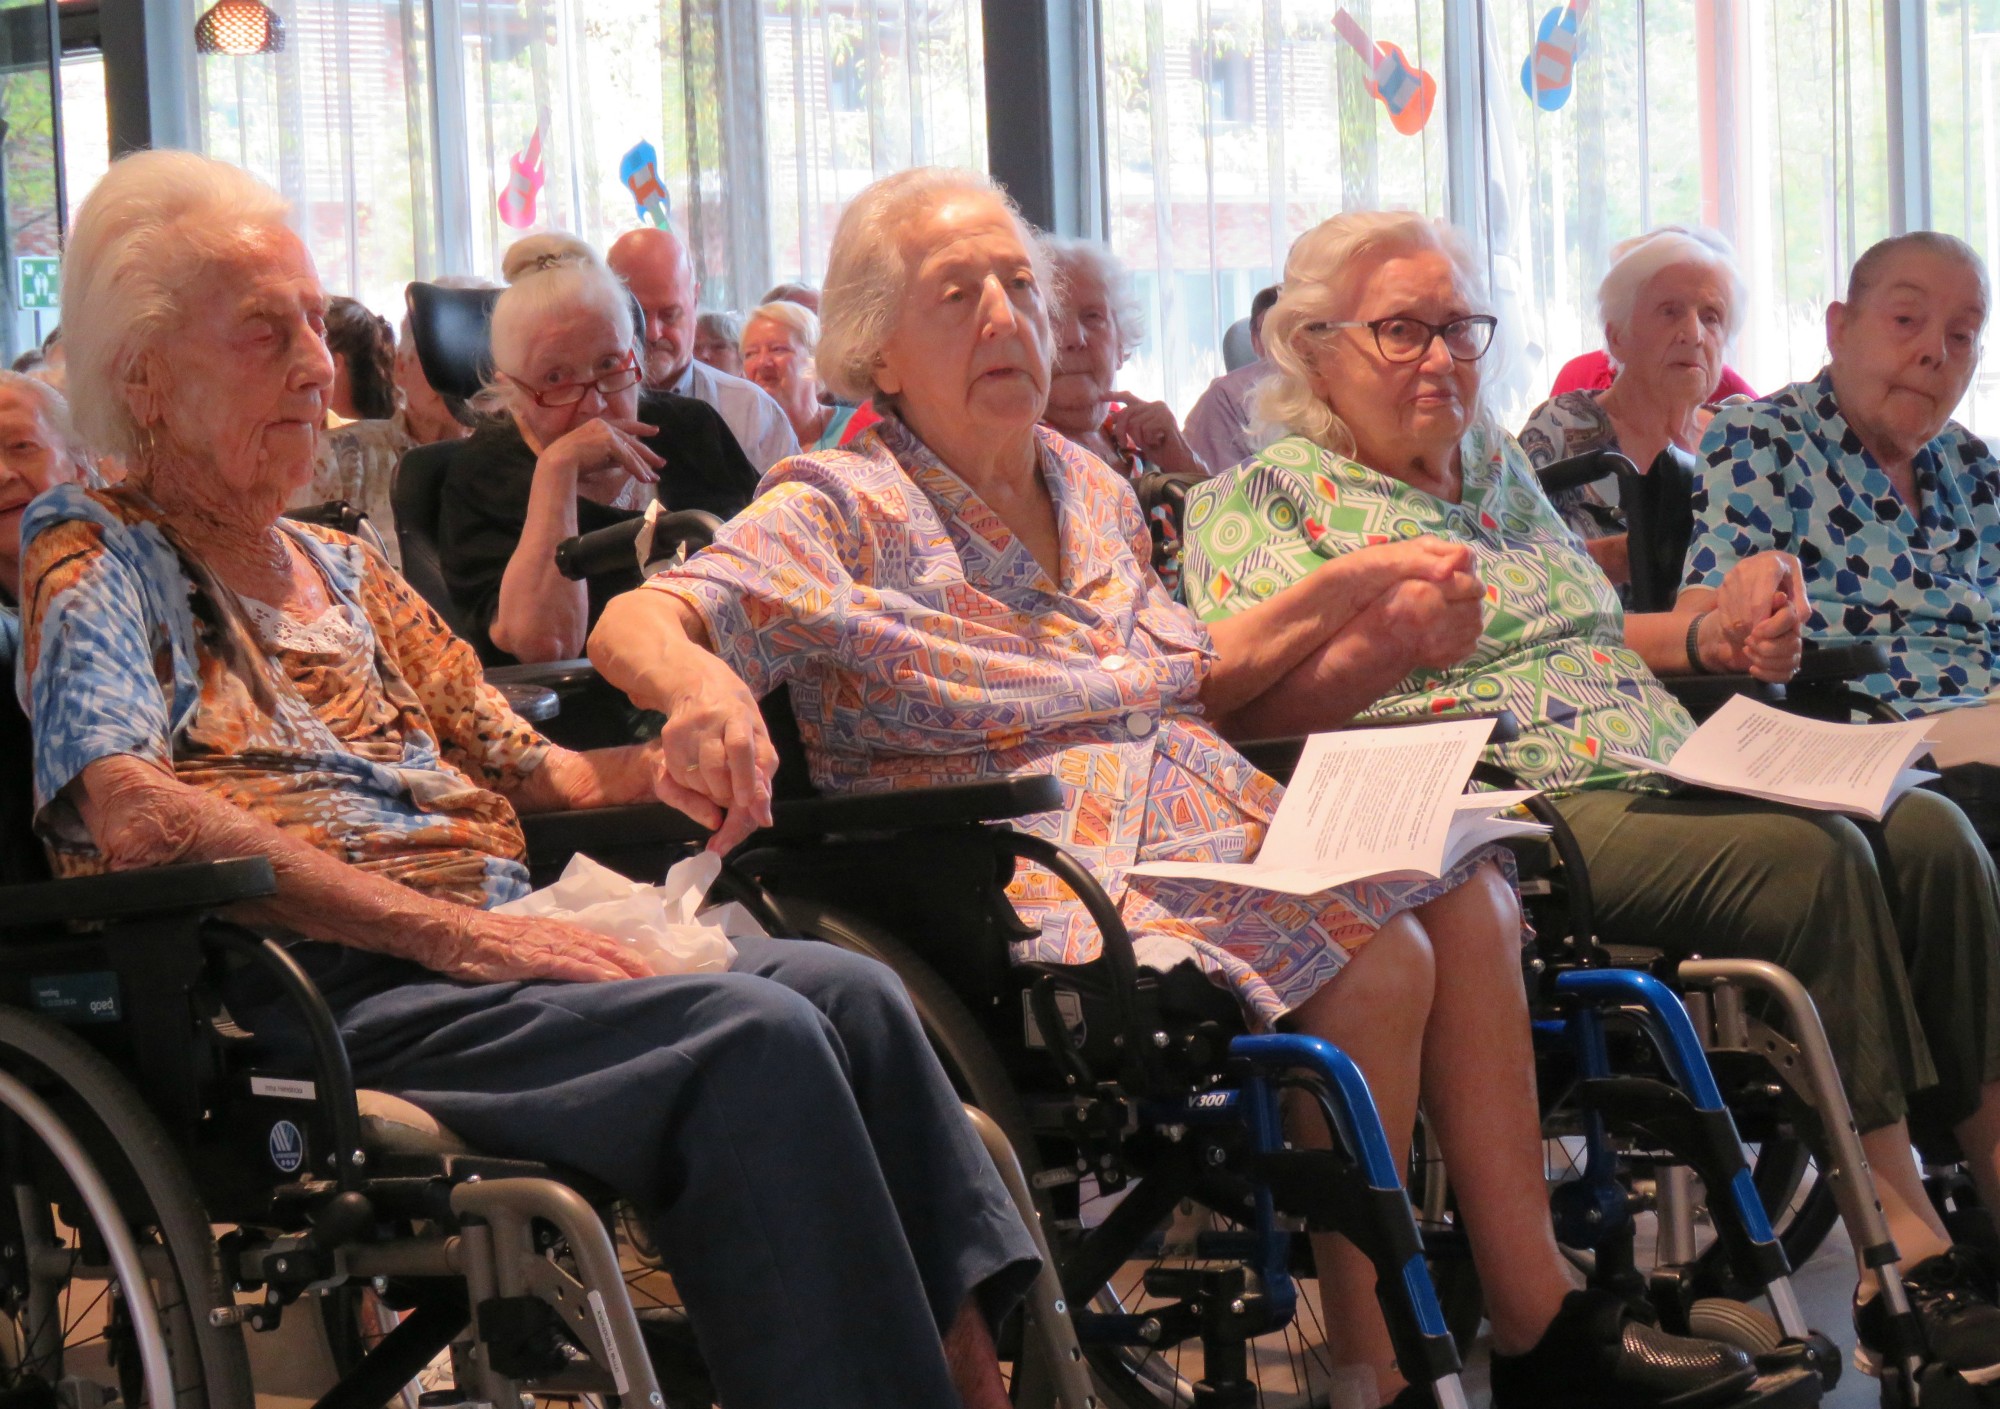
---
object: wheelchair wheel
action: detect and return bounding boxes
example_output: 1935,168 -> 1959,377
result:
1078,1194 -> 1337,1409
0,1005 -> 252,1408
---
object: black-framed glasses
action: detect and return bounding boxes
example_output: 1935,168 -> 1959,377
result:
1303,314 -> 1498,364
501,351 -> 643,408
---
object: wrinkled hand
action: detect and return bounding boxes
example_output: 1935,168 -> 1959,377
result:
653,654 -> 778,854
1707,551 -> 1807,682
1373,571 -> 1487,674
1106,392 -> 1205,477
539,417 -> 664,508
1341,535 -> 1479,599
437,909 -> 657,984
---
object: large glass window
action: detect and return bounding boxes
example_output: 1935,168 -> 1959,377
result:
1100,0 -> 1449,413
1925,0 -> 2000,429
1482,0 -> 1891,425
0,1 -> 60,362
193,0 -> 439,319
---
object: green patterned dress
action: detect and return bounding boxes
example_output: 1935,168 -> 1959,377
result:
1181,424 -> 1693,796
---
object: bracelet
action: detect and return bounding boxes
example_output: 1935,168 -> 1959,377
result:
1685,611 -> 1711,674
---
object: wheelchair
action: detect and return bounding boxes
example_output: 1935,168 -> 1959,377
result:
519,509 -> 1835,1408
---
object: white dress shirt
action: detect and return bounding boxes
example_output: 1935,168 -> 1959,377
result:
670,360 -> 801,474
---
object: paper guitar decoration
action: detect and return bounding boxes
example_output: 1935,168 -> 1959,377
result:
497,124 -> 545,229
1521,0 -> 1593,111
620,140 -> 673,228
1332,8 -> 1438,136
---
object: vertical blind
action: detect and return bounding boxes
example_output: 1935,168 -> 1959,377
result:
177,0 -> 985,323
148,1 -> 1989,432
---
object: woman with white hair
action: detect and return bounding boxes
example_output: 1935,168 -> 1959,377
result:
1517,227 -> 1748,588
16,149 -> 1038,1409
0,370 -> 92,659
587,167 -> 1790,1409
433,232 -> 759,664
1184,209 -> 2000,1387
738,299 -> 854,450
1041,235 -> 1206,478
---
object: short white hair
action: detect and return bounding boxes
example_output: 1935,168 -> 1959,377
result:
488,233 -> 636,405
1596,226 -> 1747,358
0,370 -> 95,485
1043,236 -> 1147,360
744,299 -> 820,357
818,167 -> 1053,407
1254,211 -> 1491,456
61,149 -> 295,459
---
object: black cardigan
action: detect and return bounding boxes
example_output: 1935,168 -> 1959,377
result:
435,391 -> 760,665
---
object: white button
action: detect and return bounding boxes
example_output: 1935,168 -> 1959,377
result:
1126,710 -> 1155,737
1102,654 -> 1129,671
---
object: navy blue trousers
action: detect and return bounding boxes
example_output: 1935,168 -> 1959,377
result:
244,936 -> 1039,1409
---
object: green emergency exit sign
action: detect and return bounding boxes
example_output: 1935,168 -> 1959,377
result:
16,257 -> 58,310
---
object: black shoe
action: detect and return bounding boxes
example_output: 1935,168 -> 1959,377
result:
1855,1246 -> 2000,1385
1488,1288 -> 1765,1409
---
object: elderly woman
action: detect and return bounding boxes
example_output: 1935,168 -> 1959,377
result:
739,300 -> 855,450
1183,209 -> 2000,1384
432,233 -> 760,665
589,167 -> 1784,1409
0,371 -> 91,657
692,308 -> 744,378
20,149 -> 1036,1409
1041,236 -> 1206,479
1682,233 -> 2000,850
1518,227 -> 1747,589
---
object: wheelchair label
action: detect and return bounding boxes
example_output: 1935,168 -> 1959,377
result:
29,972 -> 120,1024
1022,989 -> 1085,1049
267,1119 -> 306,1174
586,1289 -> 630,1394
250,1076 -> 317,1102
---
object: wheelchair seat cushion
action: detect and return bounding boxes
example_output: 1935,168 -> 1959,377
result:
357,1089 -> 474,1158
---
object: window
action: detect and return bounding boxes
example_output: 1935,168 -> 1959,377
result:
1482,0 -> 1891,423
1925,0 -> 2000,429
1100,0 -> 1449,415
192,0 -> 440,320
0,0 -> 61,360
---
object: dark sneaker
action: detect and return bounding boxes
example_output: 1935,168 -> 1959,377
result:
1489,1287 -> 1779,1409
1855,1246 -> 2000,1385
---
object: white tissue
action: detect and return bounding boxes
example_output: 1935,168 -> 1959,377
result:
495,852 -> 741,976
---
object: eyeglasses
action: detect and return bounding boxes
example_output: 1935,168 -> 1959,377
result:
1302,314 -> 1498,364
502,351 -> 643,408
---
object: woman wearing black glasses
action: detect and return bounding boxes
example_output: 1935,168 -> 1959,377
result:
436,232 -> 759,665
1182,211 -> 2000,1386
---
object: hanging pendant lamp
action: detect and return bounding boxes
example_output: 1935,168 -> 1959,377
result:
194,1 -> 286,57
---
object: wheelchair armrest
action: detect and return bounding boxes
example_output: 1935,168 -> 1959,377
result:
1660,673 -> 1786,715
1795,640 -> 1890,685
495,682 -> 560,724
521,778 -> 1065,866
484,658 -> 600,694
0,858 -> 277,931
1234,710 -> 1521,782
762,775 -> 1064,837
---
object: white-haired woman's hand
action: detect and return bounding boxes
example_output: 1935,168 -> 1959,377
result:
651,654 -> 779,855
434,908 -> 660,984
1106,392 -> 1206,477
1703,551 -> 1808,681
538,416 -> 664,510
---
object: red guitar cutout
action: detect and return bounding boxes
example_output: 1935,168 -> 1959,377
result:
1332,8 -> 1439,136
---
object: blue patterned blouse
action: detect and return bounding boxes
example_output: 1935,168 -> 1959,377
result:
1684,368 -> 2000,709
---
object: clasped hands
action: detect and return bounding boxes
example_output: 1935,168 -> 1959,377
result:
1698,552 -> 1808,682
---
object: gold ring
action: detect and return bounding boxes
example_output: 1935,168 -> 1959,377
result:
682,760 -> 702,773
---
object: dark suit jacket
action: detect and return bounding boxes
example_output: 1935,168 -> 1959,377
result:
436,391 -> 759,664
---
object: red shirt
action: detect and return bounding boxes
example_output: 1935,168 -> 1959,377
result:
1550,350 -> 1756,401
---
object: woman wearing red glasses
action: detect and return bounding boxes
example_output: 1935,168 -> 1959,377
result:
436,232 -> 760,665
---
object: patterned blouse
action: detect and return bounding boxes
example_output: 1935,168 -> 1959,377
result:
18,482 -> 548,909
1686,368 -> 2000,709
1517,388 -> 1624,543
650,416 -> 1498,1026
1181,425 -> 1696,795
293,415 -> 417,570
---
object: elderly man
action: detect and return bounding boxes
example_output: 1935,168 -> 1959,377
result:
0,370 -> 91,656
1682,232 -> 2000,848
1183,283 -> 1279,474
605,227 -> 798,473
